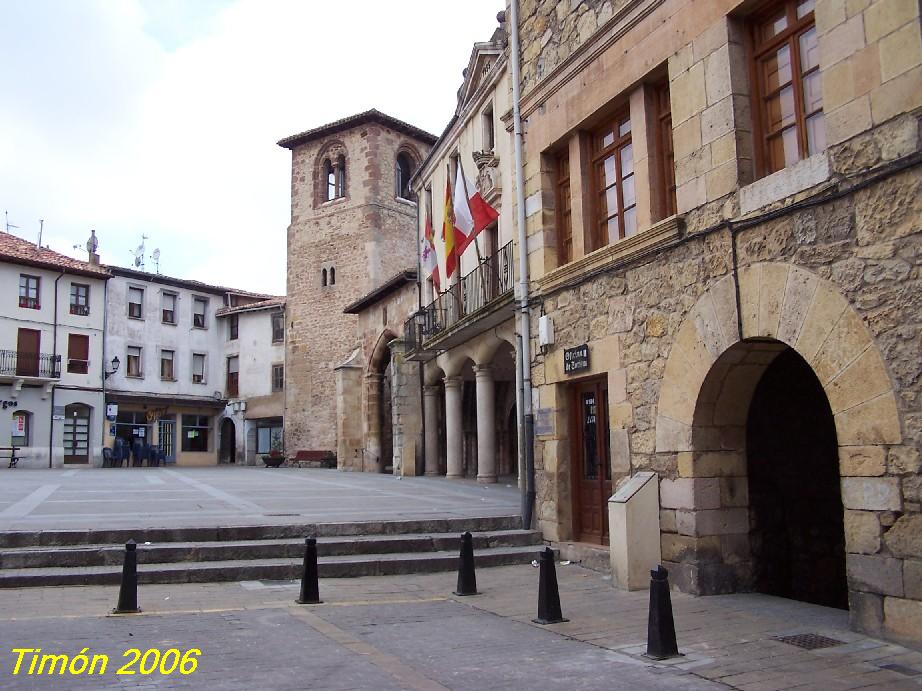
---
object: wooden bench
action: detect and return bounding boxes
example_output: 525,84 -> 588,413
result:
0,446 -> 21,468
289,450 -> 336,469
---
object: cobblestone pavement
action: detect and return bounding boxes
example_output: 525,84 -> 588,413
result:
0,467 -> 520,531
1,564 -> 921,689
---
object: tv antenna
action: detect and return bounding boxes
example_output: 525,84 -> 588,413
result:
4,211 -> 19,233
73,229 -> 99,257
151,248 -> 161,274
130,235 -> 149,270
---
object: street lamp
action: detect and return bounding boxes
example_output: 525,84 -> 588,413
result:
104,355 -> 120,379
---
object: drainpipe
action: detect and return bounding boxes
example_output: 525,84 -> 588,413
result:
415,195 -> 426,477
48,271 -> 64,468
509,0 -> 536,530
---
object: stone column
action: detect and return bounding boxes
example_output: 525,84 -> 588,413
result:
423,384 -> 441,476
365,373 -> 384,473
474,364 -> 497,483
444,376 -> 463,479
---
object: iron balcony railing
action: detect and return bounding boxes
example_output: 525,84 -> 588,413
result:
0,350 -> 62,378
406,240 -> 514,349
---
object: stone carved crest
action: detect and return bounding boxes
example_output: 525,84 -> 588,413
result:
473,150 -> 501,204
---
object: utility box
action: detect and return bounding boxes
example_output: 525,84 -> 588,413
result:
538,314 -> 554,346
608,471 -> 661,590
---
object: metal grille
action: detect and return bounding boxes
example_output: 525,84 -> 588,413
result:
773,634 -> 844,650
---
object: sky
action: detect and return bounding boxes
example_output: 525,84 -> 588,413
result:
0,0 -> 504,295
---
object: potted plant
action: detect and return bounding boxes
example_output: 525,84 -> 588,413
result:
262,448 -> 285,468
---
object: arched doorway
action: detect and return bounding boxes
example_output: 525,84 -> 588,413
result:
366,331 -> 397,474
220,418 -> 236,464
63,403 -> 91,464
379,346 -> 393,474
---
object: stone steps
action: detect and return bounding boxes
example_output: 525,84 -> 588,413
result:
0,515 -> 547,588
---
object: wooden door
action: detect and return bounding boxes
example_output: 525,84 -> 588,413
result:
64,404 -> 90,464
16,329 -> 40,377
571,378 -> 612,544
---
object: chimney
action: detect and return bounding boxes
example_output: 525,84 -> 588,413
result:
87,229 -> 100,265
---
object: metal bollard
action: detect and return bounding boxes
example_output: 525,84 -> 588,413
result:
532,547 -> 568,624
453,532 -> 478,596
645,565 -> 679,659
113,540 -> 141,614
295,537 -> 322,604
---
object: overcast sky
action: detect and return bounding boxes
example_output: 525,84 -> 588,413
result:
0,0 -> 503,295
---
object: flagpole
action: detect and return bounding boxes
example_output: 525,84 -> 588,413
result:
458,160 -> 488,307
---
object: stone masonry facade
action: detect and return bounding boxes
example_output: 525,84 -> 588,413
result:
513,0 -> 922,645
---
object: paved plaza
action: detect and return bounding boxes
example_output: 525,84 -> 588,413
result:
0,467 -> 521,531
1,565 -> 922,689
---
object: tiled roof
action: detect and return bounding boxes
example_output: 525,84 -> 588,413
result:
342,270 -> 417,314
0,232 -> 110,278
107,265 -> 275,298
277,109 -> 438,150
215,297 -> 286,317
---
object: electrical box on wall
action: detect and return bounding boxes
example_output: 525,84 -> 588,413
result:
538,315 -> 554,346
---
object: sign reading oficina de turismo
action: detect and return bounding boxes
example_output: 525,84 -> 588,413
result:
563,344 -> 590,375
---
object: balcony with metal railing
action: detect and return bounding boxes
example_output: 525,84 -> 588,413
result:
0,350 -> 62,380
405,240 -> 515,360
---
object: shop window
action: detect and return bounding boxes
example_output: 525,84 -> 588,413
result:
128,286 -> 143,319
70,283 -> 89,316
257,422 -> 283,454
751,0 -> 824,175
182,414 -> 210,452
19,274 -> 40,309
67,333 -> 89,374
11,410 -> 31,447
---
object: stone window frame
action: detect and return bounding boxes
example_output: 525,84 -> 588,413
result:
590,106 -> 636,251
314,141 -> 348,208
748,0 -> 824,177
321,262 -> 336,288
394,143 -> 422,203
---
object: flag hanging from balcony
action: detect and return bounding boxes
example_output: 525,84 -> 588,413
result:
453,159 -> 499,256
441,173 -> 459,279
421,207 -> 441,291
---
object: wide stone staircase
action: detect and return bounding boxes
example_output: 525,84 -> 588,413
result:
0,515 -> 546,587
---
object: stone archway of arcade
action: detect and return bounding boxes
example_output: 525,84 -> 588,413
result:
424,328 -> 519,483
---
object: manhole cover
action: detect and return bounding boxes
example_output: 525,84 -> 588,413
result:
878,663 -> 922,677
773,633 -> 844,650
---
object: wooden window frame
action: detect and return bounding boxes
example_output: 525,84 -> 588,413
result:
271,312 -> 284,343
749,0 -> 822,176
126,346 -> 143,378
271,364 -> 284,392
655,82 -> 677,220
226,356 -> 239,398
69,283 -> 89,316
556,151 -> 573,265
192,353 -> 206,384
19,274 -> 40,310
160,349 -> 175,381
228,314 -> 239,341
128,286 -> 144,319
161,292 -> 177,324
66,334 -> 89,374
590,107 -> 635,252
192,297 -> 208,329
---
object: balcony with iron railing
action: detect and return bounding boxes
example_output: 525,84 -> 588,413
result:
405,240 -> 515,360
0,350 -> 62,379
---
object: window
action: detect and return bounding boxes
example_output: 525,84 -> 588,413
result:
114,411 -> 150,448
128,287 -> 144,319
11,411 -> 31,447
321,268 -> 328,287
395,153 -> 413,200
67,334 -> 89,374
192,353 -> 206,384
592,109 -> 636,249
271,312 -> 284,343
126,346 -> 142,377
323,155 -> 346,201
483,106 -> 495,151
228,314 -> 239,340
256,421 -> 283,454
162,292 -> 176,324
751,0 -> 824,175
329,267 -> 336,285
181,414 -> 210,452
556,152 -> 573,264
160,349 -> 175,380
19,274 -> 40,309
192,297 -> 207,328
272,364 -> 284,392
70,283 -> 89,316
226,356 -> 239,397
656,82 -> 677,219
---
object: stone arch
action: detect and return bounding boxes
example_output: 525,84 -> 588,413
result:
365,330 -> 398,473
655,261 -> 903,601
313,139 -> 348,207
394,143 -> 421,201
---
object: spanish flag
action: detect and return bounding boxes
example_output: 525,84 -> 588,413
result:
442,174 -> 458,279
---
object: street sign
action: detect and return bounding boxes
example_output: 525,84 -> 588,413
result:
564,344 -> 590,375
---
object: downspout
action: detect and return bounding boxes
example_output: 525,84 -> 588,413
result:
509,0 -> 536,530
48,271 -> 64,468
102,278 -> 109,463
415,194 -> 426,477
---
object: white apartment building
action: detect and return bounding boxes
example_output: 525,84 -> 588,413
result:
0,232 -> 109,468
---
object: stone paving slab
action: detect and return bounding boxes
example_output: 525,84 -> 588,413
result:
1,564 -> 921,689
0,467 -> 521,531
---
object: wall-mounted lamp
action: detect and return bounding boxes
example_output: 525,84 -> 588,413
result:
104,355 -> 121,380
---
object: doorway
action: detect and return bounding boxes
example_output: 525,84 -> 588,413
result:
379,347 -> 393,473
158,417 -> 176,463
16,329 -> 40,377
220,418 -> 236,464
570,377 -> 611,544
63,403 -> 91,464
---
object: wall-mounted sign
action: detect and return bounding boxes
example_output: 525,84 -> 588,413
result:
563,344 -> 590,375
1,400 -> 17,410
106,404 -> 118,420
535,408 -> 555,436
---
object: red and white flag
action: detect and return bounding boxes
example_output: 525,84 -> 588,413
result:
453,159 -> 499,257
420,210 -> 441,291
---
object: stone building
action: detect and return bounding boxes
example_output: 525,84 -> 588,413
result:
510,0 -> 922,644
278,110 -> 436,462
406,20 -> 521,484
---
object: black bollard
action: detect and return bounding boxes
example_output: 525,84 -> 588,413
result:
645,565 -> 679,659
453,532 -> 478,596
296,537 -> 322,604
532,547 -> 568,624
113,540 -> 141,614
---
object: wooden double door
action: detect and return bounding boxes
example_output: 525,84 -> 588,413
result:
570,378 -> 612,544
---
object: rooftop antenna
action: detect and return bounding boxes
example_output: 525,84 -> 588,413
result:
130,235 -> 148,271
4,211 -> 19,233
151,248 -> 161,274
37,219 -> 44,248
73,229 -> 100,263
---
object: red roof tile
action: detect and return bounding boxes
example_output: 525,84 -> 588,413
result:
0,232 -> 110,278
215,296 -> 286,317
